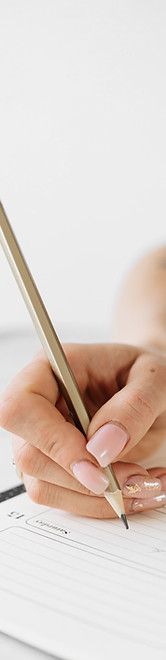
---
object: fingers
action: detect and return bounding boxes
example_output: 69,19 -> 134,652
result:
6,393 -> 111,493
86,352 -> 166,466
12,435 -> 164,502
147,467 -> 166,491
0,351 -> 60,405
1,347 -> 166,502
0,357 -> 111,495
12,436 -> 95,496
23,475 -> 166,519
23,475 -> 121,518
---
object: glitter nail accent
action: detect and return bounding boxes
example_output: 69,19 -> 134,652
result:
125,483 -> 142,494
123,475 -> 161,498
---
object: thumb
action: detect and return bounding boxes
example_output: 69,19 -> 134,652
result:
86,356 -> 166,466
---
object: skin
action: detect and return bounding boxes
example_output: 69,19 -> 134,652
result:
0,246 -> 166,519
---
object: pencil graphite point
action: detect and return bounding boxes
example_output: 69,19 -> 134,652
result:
121,514 -> 129,530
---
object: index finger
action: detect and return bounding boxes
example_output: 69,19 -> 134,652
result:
87,352 -> 166,464
0,354 -> 110,495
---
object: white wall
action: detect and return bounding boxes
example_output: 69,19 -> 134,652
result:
0,1 -> 166,338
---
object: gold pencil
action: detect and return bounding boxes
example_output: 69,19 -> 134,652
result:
0,201 -> 128,529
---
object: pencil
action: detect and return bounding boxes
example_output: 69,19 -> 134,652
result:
0,202 -> 129,529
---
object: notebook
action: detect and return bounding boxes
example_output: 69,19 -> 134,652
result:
0,485 -> 166,660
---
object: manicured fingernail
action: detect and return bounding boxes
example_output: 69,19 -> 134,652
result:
86,422 -> 129,467
131,492 -> 166,512
123,475 -> 161,498
71,460 -> 109,494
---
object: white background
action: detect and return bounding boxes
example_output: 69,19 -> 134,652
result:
0,0 -> 166,338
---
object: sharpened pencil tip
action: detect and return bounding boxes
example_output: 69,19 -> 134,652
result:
121,514 -> 129,530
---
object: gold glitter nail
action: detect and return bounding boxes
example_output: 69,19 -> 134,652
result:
125,483 -> 142,494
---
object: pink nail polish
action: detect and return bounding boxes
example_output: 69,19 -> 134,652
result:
71,460 -> 109,494
131,493 -> 166,512
123,475 -> 161,498
87,422 -> 129,467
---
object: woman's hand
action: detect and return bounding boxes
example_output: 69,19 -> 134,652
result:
0,342 -> 166,519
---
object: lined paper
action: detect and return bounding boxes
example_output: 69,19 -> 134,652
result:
0,493 -> 166,660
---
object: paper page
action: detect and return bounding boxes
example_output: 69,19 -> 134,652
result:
0,489 -> 166,660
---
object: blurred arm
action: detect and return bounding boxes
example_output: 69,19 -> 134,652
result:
111,245 -> 166,353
